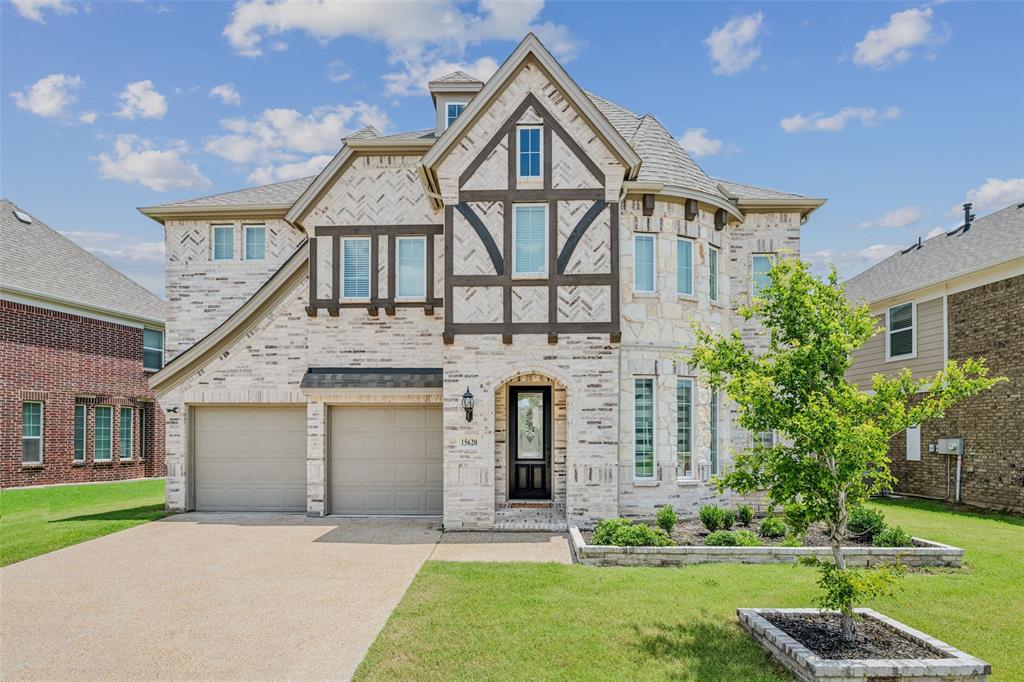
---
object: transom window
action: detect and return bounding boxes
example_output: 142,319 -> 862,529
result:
752,254 -> 773,297
677,238 -> 693,296
74,404 -> 86,462
94,406 -> 112,462
635,234 -> 656,293
120,407 -> 133,460
677,379 -> 694,480
887,302 -> 915,359
22,401 -> 43,464
342,237 -> 371,299
244,224 -> 266,260
709,245 -> 720,302
634,378 -> 655,479
710,388 -> 719,475
396,236 -> 427,299
212,225 -> 233,260
143,328 -> 164,371
445,102 -> 466,128
512,205 -> 547,276
517,126 -> 542,178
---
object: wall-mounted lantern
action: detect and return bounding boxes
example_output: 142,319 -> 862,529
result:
462,387 -> 475,422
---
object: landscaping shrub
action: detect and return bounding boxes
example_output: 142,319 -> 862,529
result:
737,504 -> 754,526
759,515 -> 786,539
699,504 -> 723,532
873,525 -> 913,547
782,502 -> 812,538
735,529 -> 761,546
592,518 -> 674,547
592,518 -> 633,545
848,506 -> 887,540
780,534 -> 802,547
655,505 -> 677,534
719,508 -> 736,530
704,530 -> 738,546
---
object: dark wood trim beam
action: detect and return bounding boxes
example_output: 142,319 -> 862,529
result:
331,234 -> 341,305
443,205 -> 455,341
315,224 -> 443,237
448,321 -> 618,335
610,202 -> 621,343
449,273 -> 614,287
459,188 -> 603,203
548,199 -> 557,327
454,203 -> 504,275
308,298 -> 443,311
386,233 -> 397,315
425,233 -> 435,315
307,237 -> 318,317
556,200 -> 607,274
502,198 -> 512,339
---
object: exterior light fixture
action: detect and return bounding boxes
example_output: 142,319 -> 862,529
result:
462,387 -> 475,422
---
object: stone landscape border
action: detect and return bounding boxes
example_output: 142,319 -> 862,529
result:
568,527 -> 963,568
737,608 -> 990,681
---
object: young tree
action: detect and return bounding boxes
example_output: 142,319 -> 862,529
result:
687,258 -> 1002,642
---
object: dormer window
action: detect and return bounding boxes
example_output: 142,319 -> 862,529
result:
446,102 -> 466,128
517,126 -> 542,178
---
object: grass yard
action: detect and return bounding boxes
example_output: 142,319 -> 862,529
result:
356,500 -> 1023,681
0,478 -> 166,566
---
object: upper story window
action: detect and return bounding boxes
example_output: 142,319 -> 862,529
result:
752,254 -> 773,297
143,329 -> 164,371
677,238 -> 693,296
887,302 -> 915,360
212,225 -> 233,260
94,406 -> 112,462
635,234 -> 656,293
244,225 -> 266,260
517,126 -> 542,178
396,236 -> 427,299
512,205 -> 547,276
708,245 -> 721,303
634,378 -> 655,480
22,401 -> 43,464
342,237 -> 371,299
445,102 -> 466,128
677,378 -> 694,480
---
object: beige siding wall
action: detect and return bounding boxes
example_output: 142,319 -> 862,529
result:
847,296 -> 945,388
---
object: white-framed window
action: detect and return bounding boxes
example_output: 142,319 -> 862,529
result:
396,236 -> 427,300
94,406 -> 112,461
244,224 -> 266,260
22,401 -> 43,464
445,101 -> 466,128
512,204 -> 547,276
517,125 -> 542,178
709,245 -> 720,302
635,234 -> 656,293
143,328 -> 164,371
212,225 -> 234,260
74,404 -> 86,462
710,388 -> 719,475
887,302 -> 915,360
139,408 -> 147,460
634,378 -> 655,479
756,431 -> 775,450
341,237 -> 371,299
906,424 -> 921,461
677,238 -> 694,296
677,378 -> 694,479
752,254 -> 774,297
119,407 -> 133,460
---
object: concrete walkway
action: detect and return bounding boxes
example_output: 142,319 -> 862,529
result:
0,514 -> 570,681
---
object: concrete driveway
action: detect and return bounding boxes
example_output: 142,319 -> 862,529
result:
0,514 -> 570,682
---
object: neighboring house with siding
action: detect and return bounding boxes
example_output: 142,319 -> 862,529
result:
1,199 -> 166,488
845,202 -> 1024,513
141,35 -> 824,529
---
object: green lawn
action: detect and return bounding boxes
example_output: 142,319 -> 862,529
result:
356,500 -> 1023,681
0,478 -> 166,566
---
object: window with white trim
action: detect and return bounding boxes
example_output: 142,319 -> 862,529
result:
94,406 -> 112,462
752,254 -> 773,297
634,378 -> 655,479
143,328 -> 164,371
756,431 -> 775,450
212,225 -> 233,260
887,302 -> 915,359
512,205 -> 547,276
74,404 -> 86,462
906,425 -> 921,461
22,401 -> 43,464
635,234 -> 655,293
710,389 -> 719,475
677,238 -> 693,296
120,407 -> 133,460
396,236 -> 427,299
244,224 -> 266,260
517,126 -> 542,178
709,245 -> 720,302
341,237 -> 371,299
445,102 -> 466,128
677,378 -> 694,479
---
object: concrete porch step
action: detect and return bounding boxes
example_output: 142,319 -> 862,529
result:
495,503 -> 567,531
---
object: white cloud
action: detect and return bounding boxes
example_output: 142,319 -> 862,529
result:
857,206 -> 922,229
209,83 -> 242,106
853,7 -> 948,69
328,60 -> 351,83
924,226 -> 946,240
10,0 -> 75,22
678,128 -> 725,158
805,243 -> 901,279
383,56 -> 499,96
951,178 -> 1024,215
205,102 -> 390,165
87,242 -> 166,262
247,154 -> 333,185
92,134 -> 211,192
115,80 -> 168,119
705,12 -> 764,75
10,73 -> 82,118
78,110 -> 97,124
60,230 -> 121,241
780,106 -> 900,133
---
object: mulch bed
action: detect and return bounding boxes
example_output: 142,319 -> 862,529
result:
763,612 -> 951,660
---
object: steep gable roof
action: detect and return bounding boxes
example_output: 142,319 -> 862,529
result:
429,70 -> 482,84
0,199 -> 165,325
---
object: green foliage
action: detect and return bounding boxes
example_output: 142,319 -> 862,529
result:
592,518 -> 674,547
655,505 -> 678,534
759,515 -> 787,539
782,503 -> 813,539
848,506 -> 887,540
806,557 -> 904,621
704,530 -> 738,546
592,518 -> 634,545
737,504 -> 754,526
734,529 -> 762,546
780,534 -> 802,547
873,525 -> 913,547
719,508 -> 736,530
699,504 -> 724,532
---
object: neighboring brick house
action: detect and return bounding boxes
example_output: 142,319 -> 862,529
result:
846,202 -> 1024,513
142,35 -> 825,529
1,200 -> 166,487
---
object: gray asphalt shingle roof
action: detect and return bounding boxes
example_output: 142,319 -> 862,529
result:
714,178 -> 814,201
150,176 -> 315,209
844,203 -> 1024,303
0,199 -> 165,323
430,70 -> 483,84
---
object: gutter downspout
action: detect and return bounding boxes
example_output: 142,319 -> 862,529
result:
955,450 -> 963,504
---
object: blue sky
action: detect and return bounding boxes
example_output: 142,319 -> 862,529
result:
2,0 -> 1022,297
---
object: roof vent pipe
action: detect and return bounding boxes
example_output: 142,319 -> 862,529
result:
962,202 -> 975,232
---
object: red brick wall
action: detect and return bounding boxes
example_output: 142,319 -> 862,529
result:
1,300 -> 165,487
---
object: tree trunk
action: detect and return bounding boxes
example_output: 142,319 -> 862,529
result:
830,489 -> 856,643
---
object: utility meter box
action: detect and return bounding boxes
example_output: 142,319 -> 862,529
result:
937,438 -> 964,456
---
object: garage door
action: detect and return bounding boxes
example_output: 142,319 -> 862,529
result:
193,406 -> 306,512
330,405 -> 442,515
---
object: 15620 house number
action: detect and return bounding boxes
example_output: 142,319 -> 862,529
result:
460,437 -> 479,447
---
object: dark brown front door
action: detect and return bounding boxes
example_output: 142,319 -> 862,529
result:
508,386 -> 552,500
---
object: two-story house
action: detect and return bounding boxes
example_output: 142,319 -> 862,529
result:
846,202 -> 1024,513
142,35 -> 824,529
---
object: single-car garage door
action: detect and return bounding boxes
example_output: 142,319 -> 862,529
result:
193,406 -> 306,512
330,405 -> 442,515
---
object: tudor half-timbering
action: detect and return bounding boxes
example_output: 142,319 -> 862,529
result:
142,35 -> 825,529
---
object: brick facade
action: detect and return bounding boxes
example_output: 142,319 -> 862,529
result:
0,300 -> 165,487
887,274 -> 1024,513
